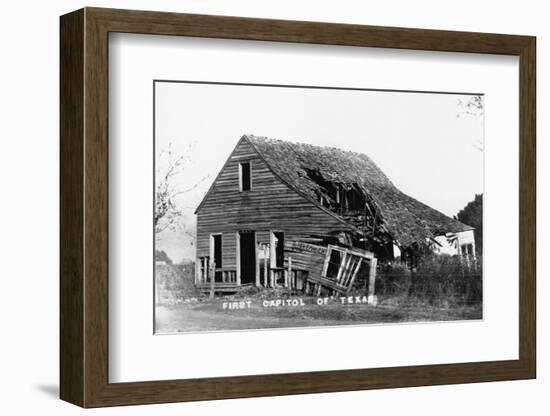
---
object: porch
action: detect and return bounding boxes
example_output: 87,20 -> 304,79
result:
195,242 -> 378,302
195,254 -> 308,295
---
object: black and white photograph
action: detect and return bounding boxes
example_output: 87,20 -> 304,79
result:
154,81 -> 484,334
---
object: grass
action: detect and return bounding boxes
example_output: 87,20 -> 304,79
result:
155,293 -> 482,334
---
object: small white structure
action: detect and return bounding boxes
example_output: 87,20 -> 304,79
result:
432,230 -> 476,257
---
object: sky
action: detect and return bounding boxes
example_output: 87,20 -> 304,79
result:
155,81 -> 484,263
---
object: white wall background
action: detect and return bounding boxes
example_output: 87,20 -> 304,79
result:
0,0 -> 545,414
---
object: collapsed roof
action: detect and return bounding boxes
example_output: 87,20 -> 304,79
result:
245,134 -> 472,248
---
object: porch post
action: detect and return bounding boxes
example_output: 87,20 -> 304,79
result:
209,260 -> 216,298
367,258 -> 378,305
195,258 -> 200,284
263,245 -> 268,288
235,232 -> 241,286
287,257 -> 293,290
255,240 -> 261,287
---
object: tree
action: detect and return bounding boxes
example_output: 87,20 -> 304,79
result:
155,142 -> 208,240
455,194 -> 483,255
155,143 -> 186,235
457,95 -> 484,152
458,95 -> 484,117
155,249 -> 173,265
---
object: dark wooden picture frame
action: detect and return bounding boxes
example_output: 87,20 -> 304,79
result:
60,7 -> 536,408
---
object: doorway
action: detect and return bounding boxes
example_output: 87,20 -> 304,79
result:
239,231 -> 256,284
211,234 -> 223,282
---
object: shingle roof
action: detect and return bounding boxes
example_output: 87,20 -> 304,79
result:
245,134 -> 472,247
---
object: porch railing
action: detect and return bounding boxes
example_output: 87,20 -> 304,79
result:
196,257 -> 237,284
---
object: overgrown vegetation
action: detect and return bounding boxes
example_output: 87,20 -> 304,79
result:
155,255 -> 199,305
155,248 -> 482,331
155,249 -> 173,265
456,193 -> 483,255
375,262 -> 412,298
156,250 -> 481,310
376,254 -> 482,307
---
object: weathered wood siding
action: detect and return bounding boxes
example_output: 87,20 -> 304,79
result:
196,138 -> 353,271
284,242 -> 327,278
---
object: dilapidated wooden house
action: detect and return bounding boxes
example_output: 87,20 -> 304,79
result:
194,135 -> 474,298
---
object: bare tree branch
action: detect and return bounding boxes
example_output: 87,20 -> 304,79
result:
155,141 -> 206,238
456,96 -> 484,152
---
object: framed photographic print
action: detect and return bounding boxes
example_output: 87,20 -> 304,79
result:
60,7 -> 536,408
